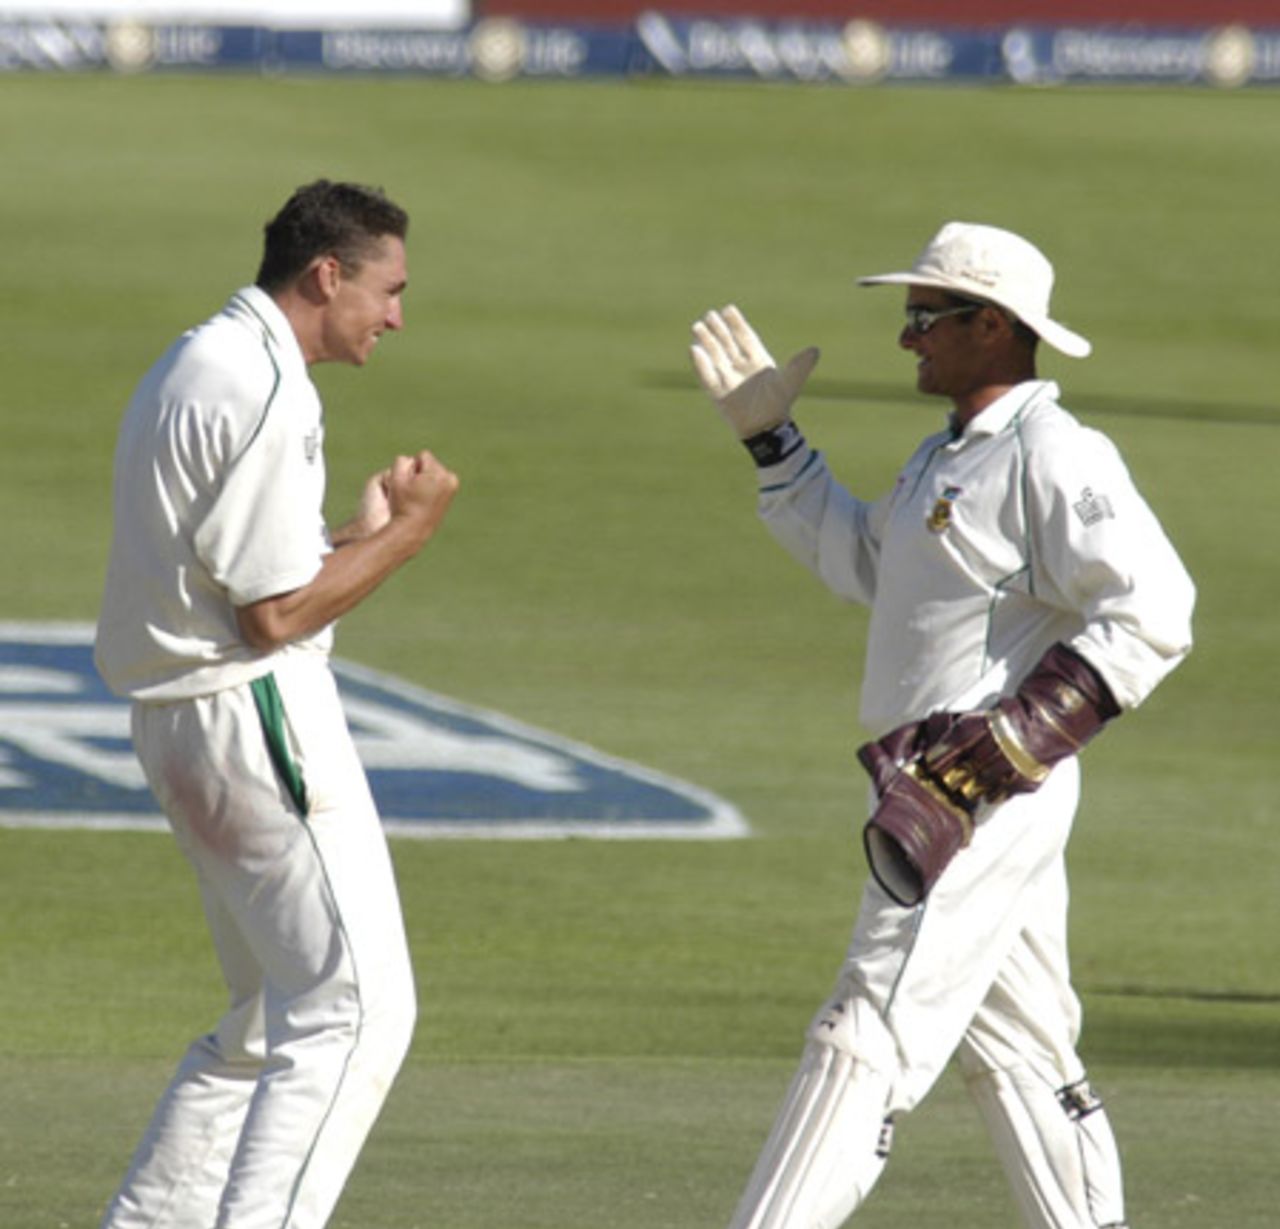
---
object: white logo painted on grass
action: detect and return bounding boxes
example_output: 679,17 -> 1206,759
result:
0,623 -> 747,839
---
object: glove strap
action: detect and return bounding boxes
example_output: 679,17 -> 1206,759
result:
986,708 -> 1054,787
916,644 -> 1120,809
906,763 -> 976,846
743,421 -> 805,467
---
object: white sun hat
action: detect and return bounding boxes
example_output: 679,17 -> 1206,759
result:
858,222 -> 1092,358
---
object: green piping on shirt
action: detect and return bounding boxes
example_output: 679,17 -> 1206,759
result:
233,294 -> 284,462
981,388 -> 1044,673
1008,390 -> 1042,598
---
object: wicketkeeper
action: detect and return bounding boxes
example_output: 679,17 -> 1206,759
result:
690,222 -> 1195,1229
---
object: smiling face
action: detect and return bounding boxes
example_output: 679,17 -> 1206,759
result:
899,287 -> 987,400
315,235 -> 408,366
897,285 -> 1036,425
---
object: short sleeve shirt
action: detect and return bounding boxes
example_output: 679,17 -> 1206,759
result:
95,287 -> 331,700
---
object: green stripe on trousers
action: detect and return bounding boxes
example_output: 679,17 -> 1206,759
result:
249,672 -> 310,816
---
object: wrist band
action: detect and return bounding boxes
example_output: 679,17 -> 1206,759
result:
743,421 -> 805,467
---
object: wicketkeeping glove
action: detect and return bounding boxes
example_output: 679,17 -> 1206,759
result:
690,305 -> 820,442
857,715 -> 974,908
920,643 -> 1121,809
856,644 -> 1120,907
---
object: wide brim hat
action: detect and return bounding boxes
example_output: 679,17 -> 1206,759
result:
858,221 -> 1092,358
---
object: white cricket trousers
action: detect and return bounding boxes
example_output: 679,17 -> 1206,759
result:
729,758 -> 1128,1229
101,653 -> 417,1229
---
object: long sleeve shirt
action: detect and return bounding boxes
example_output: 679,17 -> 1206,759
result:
758,380 -> 1195,736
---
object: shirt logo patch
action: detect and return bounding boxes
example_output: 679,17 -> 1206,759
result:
1072,487 -> 1115,527
926,485 -> 963,534
303,428 -> 321,464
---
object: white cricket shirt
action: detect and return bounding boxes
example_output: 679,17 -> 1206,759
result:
95,287 -> 332,701
758,380 -> 1195,736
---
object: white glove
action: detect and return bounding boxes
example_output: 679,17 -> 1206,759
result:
690,305 -> 820,440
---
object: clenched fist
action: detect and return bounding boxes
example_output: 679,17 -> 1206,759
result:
387,450 -> 459,545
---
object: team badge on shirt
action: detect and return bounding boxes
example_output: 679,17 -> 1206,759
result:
926,485 -> 963,533
1072,486 -> 1115,527
303,428 -> 322,464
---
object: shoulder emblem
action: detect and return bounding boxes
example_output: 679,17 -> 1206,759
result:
303,427 -> 322,464
1072,486 -> 1114,527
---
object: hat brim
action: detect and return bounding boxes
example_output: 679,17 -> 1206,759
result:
857,271 -> 1092,359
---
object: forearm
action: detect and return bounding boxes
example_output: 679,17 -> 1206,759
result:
329,518 -> 377,549
758,442 -> 879,605
236,517 -> 424,651
236,450 -> 460,651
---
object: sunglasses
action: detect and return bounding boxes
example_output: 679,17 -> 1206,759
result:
903,303 -> 983,334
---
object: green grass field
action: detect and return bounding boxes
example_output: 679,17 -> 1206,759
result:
1,71 -> 1278,1227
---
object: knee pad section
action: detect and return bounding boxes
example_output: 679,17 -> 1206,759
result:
806,993 -> 897,1075
727,1015 -> 896,1229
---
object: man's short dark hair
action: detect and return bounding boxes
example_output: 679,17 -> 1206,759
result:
255,180 -> 409,292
